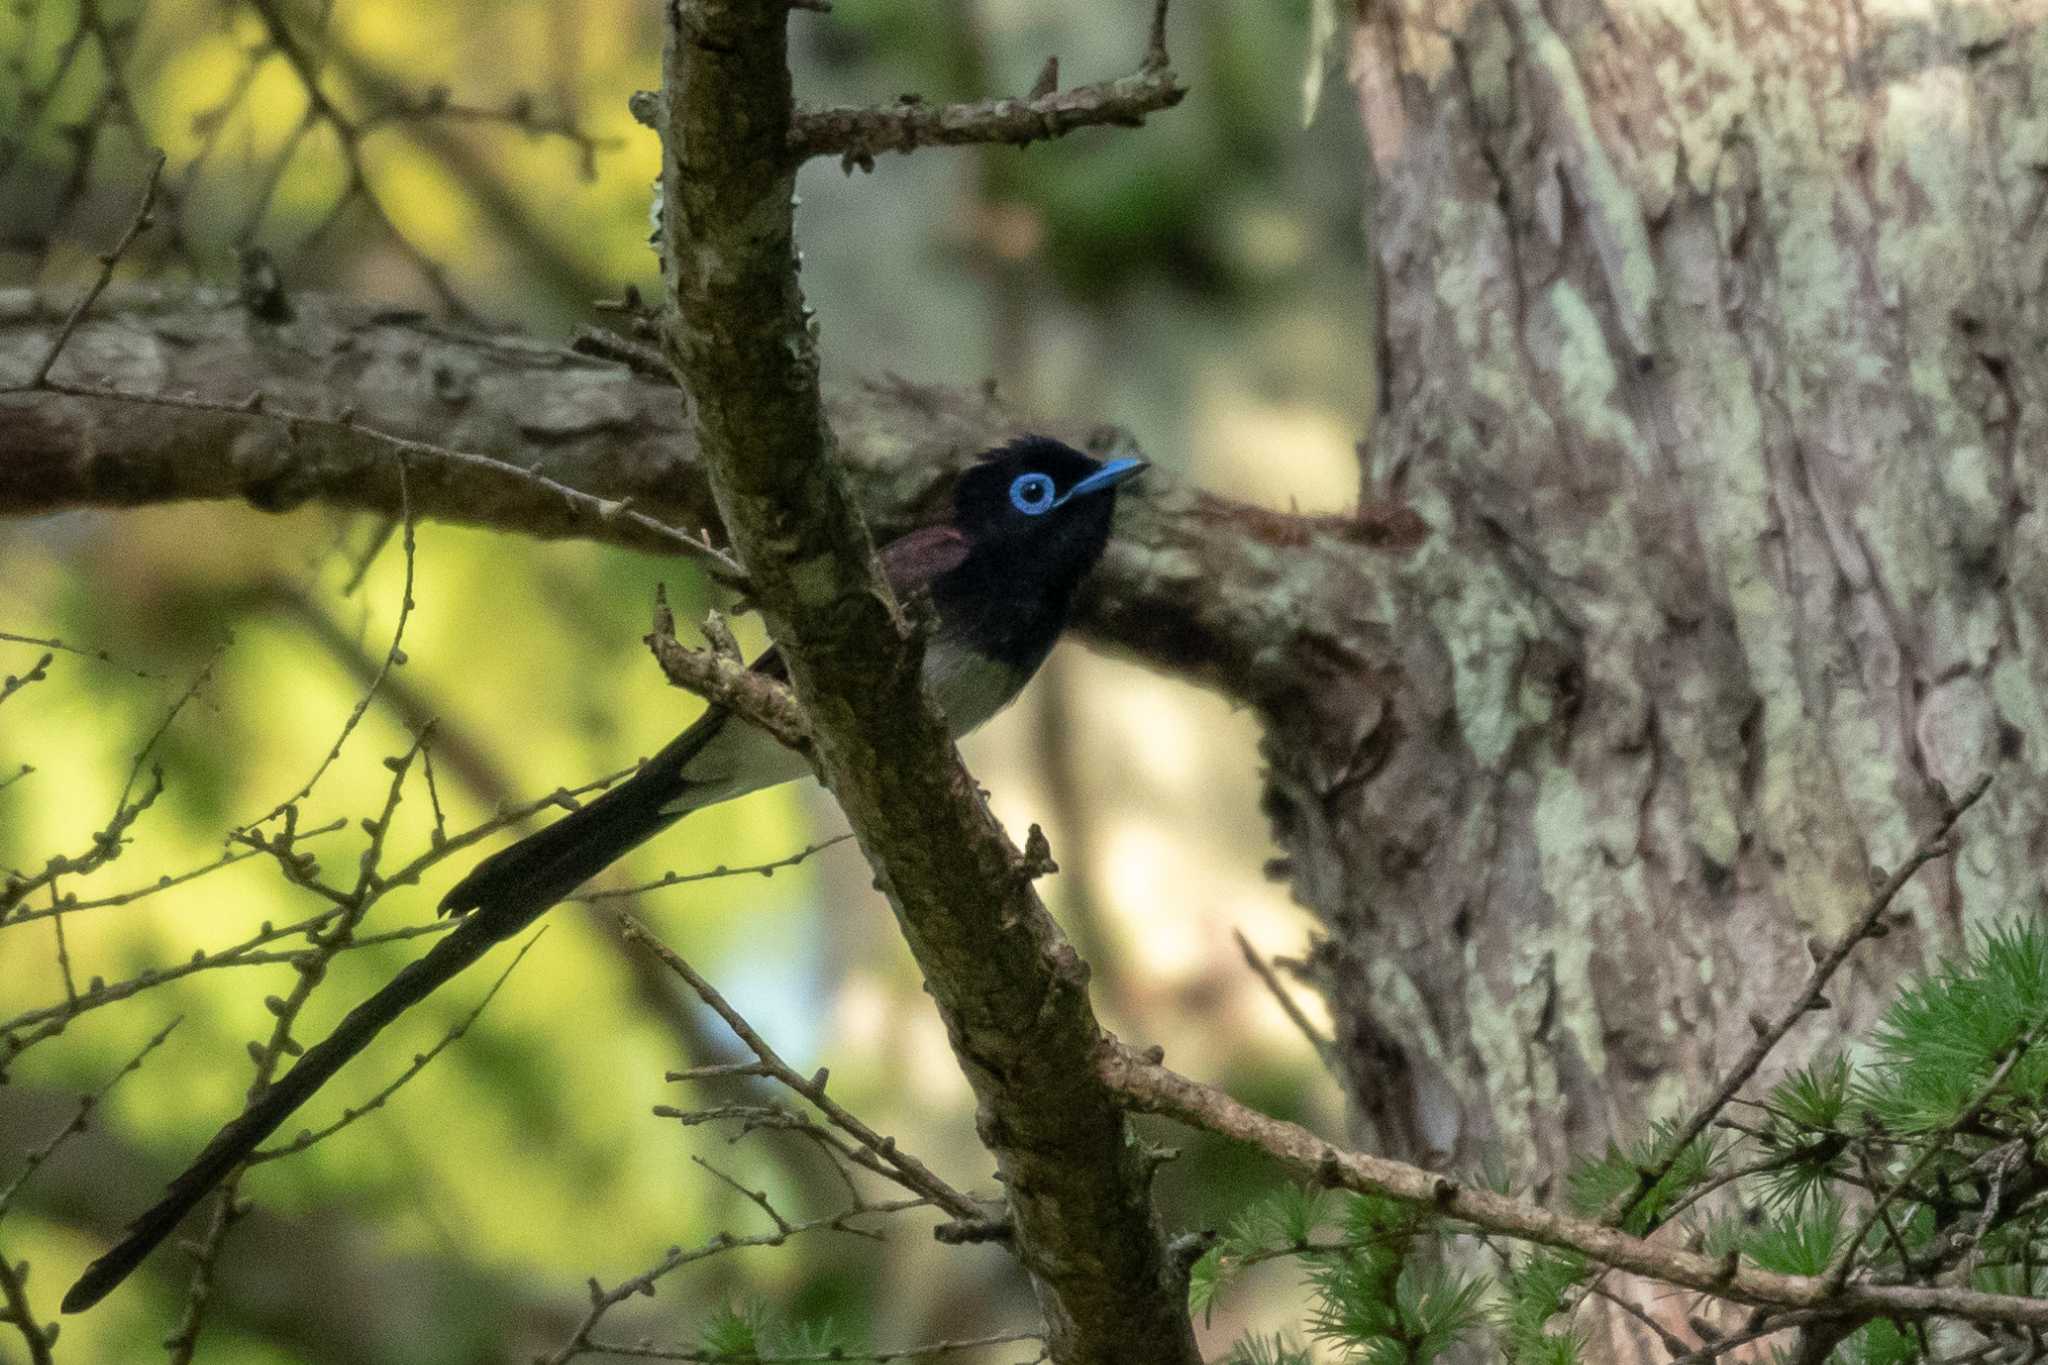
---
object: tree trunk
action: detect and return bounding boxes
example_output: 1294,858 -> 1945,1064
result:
1281,0 -> 2048,1214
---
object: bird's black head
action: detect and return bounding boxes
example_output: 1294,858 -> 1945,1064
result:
935,435 -> 1147,668
952,435 -> 1147,591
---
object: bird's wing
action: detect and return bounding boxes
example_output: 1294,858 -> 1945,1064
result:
879,524 -> 972,594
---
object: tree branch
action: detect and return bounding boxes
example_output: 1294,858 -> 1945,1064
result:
790,69 -> 1185,171
655,1 -> 1199,1360
0,288 -> 1425,721
1100,1040 -> 2048,1333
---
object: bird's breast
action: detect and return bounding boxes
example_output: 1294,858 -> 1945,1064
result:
921,636 -> 1031,739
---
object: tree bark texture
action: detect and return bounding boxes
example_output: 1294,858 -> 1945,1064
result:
1303,0 -> 2048,1194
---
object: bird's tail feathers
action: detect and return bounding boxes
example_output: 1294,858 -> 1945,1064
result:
63,744 -> 702,1313
62,918 -> 510,1312
438,749 -> 690,920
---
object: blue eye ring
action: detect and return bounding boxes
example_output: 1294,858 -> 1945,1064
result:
1008,471 -> 1058,515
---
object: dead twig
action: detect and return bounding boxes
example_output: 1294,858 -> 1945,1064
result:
29,149 -> 166,387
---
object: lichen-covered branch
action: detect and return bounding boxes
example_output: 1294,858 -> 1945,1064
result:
0,287 -> 1420,718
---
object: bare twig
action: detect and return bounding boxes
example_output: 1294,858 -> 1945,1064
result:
1665,1309 -> 1842,1364
0,1243 -> 53,1365
28,148 -> 165,387
0,1015 -> 181,1216
0,653 -> 51,711
790,70 -> 1186,170
572,834 -> 852,901
1584,1281 -> 1692,1359
4,841 -> 295,926
1611,775 -> 1989,1228
1233,928 -> 1335,1063
539,1179 -> 934,1365
620,916 -> 983,1224
241,0 -> 470,315
249,930 -> 544,1164
162,736 -> 425,1360
0,634 -> 226,920
0,630 -> 161,680
570,325 -> 675,383
779,0 -> 1179,169
242,460 -> 417,829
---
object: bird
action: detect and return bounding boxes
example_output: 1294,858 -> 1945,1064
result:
61,435 -> 1146,1313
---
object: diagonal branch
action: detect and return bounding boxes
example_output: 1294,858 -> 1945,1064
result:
655,1 -> 1200,1360
28,148 -> 164,387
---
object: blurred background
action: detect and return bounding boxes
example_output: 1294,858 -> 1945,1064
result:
0,0 -> 1377,1359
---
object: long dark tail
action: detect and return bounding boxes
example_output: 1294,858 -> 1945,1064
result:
63,736 -> 703,1314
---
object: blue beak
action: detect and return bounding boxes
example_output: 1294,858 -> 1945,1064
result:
1060,457 -> 1150,504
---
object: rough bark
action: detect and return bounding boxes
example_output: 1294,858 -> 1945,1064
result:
1289,0 -> 2048,1233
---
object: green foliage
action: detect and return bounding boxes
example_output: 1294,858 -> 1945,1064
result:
1563,1119 -> 1724,1234
1225,1335 -> 1315,1365
1863,921 -> 2048,1132
1195,919 -> 2048,1361
1195,1189 -> 1484,1364
1840,1317 -> 1921,1365
1498,1248 -> 1586,1365
1304,1198 -> 1485,1363
693,1302 -> 850,1362
1742,1194 -> 1842,1275
1755,1054 -> 1852,1214
697,1302 -> 772,1358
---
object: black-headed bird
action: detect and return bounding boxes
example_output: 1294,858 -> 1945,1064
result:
63,435 -> 1147,1312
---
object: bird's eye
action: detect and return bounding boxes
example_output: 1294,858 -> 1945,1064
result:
1008,471 -> 1058,515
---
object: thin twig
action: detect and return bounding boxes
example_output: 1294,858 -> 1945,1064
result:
0,654 -> 51,710
0,1014 -> 181,1216
572,834 -> 852,901
790,72 -> 1184,169
1611,775 -> 1990,1228
3,840 -> 308,927
0,630 -> 161,680
0,1243 -> 53,1365
29,148 -> 165,387
619,916 -> 983,1223
1233,928 -> 1335,1063
249,930 -> 544,1163
167,733 -> 432,1363
1584,1281 -> 1692,1358
243,460 -> 416,829
116,636 -> 229,813
539,1191 -> 934,1365
1666,1309 -> 1841,1364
